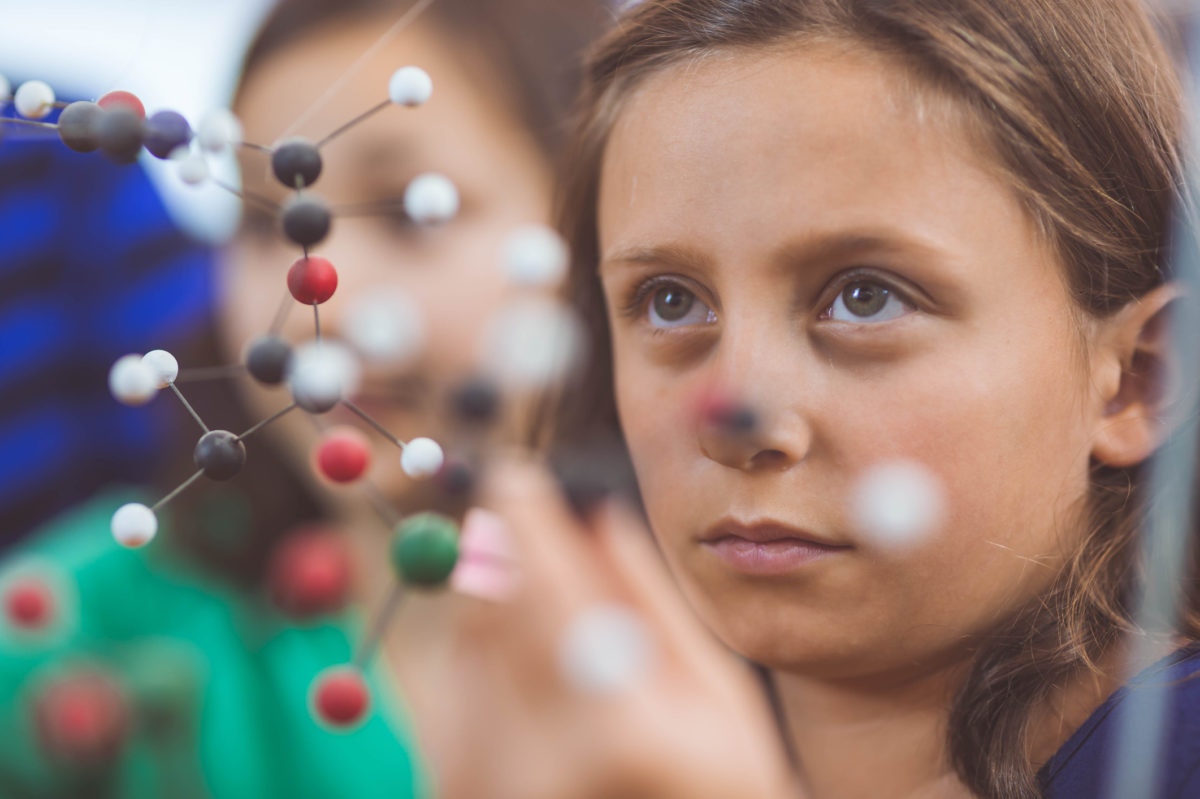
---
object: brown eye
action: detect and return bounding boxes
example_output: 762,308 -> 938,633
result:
843,282 -> 889,317
827,278 -> 911,324
652,286 -> 695,323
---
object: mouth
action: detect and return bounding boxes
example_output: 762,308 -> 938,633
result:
349,374 -> 430,411
699,520 -> 851,576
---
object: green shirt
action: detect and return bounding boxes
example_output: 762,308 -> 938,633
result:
0,493 -> 429,799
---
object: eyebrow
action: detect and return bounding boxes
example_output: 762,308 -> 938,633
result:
351,135 -> 419,176
599,243 -> 712,273
773,230 -> 949,269
600,229 -> 949,274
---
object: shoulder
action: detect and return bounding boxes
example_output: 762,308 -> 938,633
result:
1040,645 -> 1200,799
0,492 -> 428,799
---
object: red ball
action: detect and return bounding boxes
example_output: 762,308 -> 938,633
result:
287,256 -> 338,305
4,578 -> 54,630
268,529 -> 351,619
692,386 -> 757,435
314,427 -> 371,483
312,668 -> 370,729
97,90 -> 145,119
33,670 -> 129,766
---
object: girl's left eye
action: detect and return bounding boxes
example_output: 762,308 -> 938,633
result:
825,280 -> 912,323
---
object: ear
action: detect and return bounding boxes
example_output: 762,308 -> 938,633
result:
1091,283 -> 1186,469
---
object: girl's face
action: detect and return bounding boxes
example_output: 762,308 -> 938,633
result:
598,43 -> 1115,680
222,15 -> 550,509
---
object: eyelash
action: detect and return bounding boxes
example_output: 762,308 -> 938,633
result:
620,275 -> 712,327
619,269 -> 916,330
818,269 -> 916,322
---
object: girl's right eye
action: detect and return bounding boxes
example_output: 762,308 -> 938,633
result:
642,281 -> 715,329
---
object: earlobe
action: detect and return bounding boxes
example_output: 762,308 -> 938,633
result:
1091,283 -> 1185,469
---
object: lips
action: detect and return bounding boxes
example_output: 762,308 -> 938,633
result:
700,520 -> 851,575
349,374 -> 429,410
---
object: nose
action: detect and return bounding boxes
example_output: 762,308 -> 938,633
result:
695,328 -> 813,473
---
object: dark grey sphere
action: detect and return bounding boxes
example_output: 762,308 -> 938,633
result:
58,101 -> 102,153
143,111 -> 192,160
450,377 -> 501,424
194,430 -> 247,481
281,195 -> 332,247
245,335 -> 292,385
272,138 -> 323,189
97,108 -> 144,164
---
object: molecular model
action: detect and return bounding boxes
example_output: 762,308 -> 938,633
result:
0,64 -> 947,762
0,65 -> 586,742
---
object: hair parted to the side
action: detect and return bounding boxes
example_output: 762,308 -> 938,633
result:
552,1 -> 1197,797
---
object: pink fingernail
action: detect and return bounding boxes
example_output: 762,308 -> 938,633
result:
451,508 -> 519,601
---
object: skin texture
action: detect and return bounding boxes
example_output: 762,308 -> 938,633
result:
592,42 -> 1166,796
600,42 -> 1100,679
223,12 -> 552,513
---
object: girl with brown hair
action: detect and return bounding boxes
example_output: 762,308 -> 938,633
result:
418,1 -> 1200,797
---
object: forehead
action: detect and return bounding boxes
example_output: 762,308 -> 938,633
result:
234,14 -> 543,198
597,41 -> 1029,267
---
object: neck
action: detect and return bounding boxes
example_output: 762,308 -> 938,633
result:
772,660 -> 976,799
770,636 -> 1168,799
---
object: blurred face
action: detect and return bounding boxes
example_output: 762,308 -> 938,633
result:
598,43 -> 1111,681
222,14 -> 551,508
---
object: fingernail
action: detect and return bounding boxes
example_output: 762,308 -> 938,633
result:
450,508 -> 520,602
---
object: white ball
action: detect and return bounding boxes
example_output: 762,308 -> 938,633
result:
0,74 -> 11,102
108,354 -> 159,406
175,151 -> 210,186
343,290 -> 425,364
403,173 -> 459,225
851,460 -> 945,551
558,603 -> 654,694
142,350 -> 179,388
388,66 -> 433,106
111,503 -> 158,548
288,341 -> 362,408
197,109 -> 242,153
400,437 -> 444,479
503,225 -> 569,288
484,298 -> 586,389
14,80 -> 55,119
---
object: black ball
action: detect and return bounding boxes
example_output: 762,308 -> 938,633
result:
194,430 -> 247,481
551,443 -> 640,520
271,138 -> 322,189
57,101 -> 102,153
96,107 -> 144,164
143,110 -> 192,159
435,457 -> 476,497
245,335 -> 292,385
449,377 -> 501,425
716,405 -> 758,436
281,196 -> 331,247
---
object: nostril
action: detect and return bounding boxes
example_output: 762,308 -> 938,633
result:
748,449 -> 790,470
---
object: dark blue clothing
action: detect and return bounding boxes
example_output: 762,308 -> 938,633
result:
0,101 -> 217,544
1040,645 -> 1200,799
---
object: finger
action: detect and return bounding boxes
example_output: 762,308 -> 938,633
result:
591,499 -> 734,677
450,507 -> 521,603
479,453 -> 609,611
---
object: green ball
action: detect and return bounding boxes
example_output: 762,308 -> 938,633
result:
391,513 -> 460,587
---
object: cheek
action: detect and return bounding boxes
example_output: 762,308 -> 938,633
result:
612,346 -> 703,539
834,340 -> 1095,635
216,242 -> 281,366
